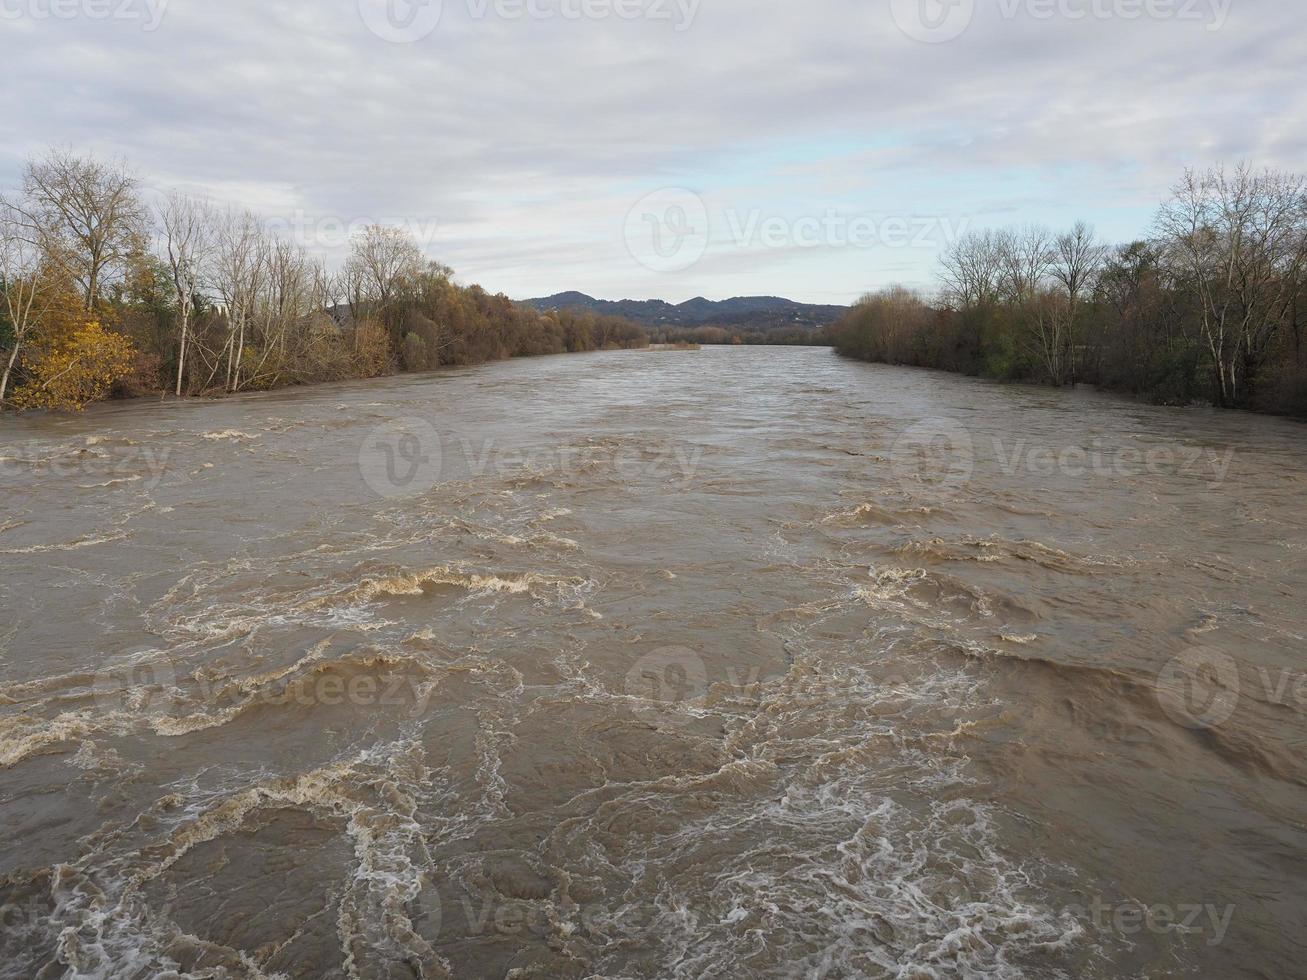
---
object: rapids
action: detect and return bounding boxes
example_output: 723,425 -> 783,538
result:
1,346 -> 1304,978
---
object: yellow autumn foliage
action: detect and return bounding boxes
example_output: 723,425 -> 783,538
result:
354,319 -> 392,379
12,319 -> 136,411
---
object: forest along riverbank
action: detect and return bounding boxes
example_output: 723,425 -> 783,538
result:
1,346 -> 1304,978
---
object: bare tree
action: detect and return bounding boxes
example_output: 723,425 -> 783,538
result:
346,225 -> 425,317
244,238 -> 321,388
1052,221 -> 1108,307
997,225 -> 1054,303
1158,166 -> 1307,405
16,149 -> 147,310
158,193 -> 216,396
335,261 -> 368,324
1044,221 -> 1108,383
940,230 -> 1006,309
0,201 -> 54,407
209,210 -> 266,392
1024,289 -> 1077,386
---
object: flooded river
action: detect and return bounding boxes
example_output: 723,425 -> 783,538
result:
1,346 -> 1305,978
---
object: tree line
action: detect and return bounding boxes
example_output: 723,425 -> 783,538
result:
0,150 -> 647,411
829,166 -> 1307,417
647,324 -> 823,346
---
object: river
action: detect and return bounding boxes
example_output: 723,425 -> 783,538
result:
1,346 -> 1305,978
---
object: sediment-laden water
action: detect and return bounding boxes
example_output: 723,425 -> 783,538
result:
1,346 -> 1305,978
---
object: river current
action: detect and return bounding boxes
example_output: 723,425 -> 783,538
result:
1,346 -> 1305,978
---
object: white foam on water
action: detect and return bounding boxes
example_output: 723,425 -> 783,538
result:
533,628 -> 1086,979
0,531 -> 130,555
33,739 -> 458,980
200,430 -> 261,442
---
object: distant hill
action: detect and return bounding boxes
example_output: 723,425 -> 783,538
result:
521,292 -> 848,332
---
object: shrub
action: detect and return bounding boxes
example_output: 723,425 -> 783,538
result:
12,320 -> 136,411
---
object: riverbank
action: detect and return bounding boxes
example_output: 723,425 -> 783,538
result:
830,310 -> 1307,421
833,344 -> 1307,422
827,169 -> 1307,419
1,150 -> 648,413
0,326 -> 651,417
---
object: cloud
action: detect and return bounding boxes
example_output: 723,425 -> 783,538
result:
0,0 -> 1298,303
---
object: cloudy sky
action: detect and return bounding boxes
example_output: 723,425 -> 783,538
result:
1,0 -> 1301,303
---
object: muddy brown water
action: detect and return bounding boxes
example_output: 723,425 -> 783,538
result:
1,346 -> 1305,978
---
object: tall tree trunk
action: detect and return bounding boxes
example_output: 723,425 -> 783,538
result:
0,339 -> 21,406
224,326 -> 235,392
233,317 -> 246,392
175,309 -> 189,397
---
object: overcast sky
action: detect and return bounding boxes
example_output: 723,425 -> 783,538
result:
1,0 -> 1301,303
